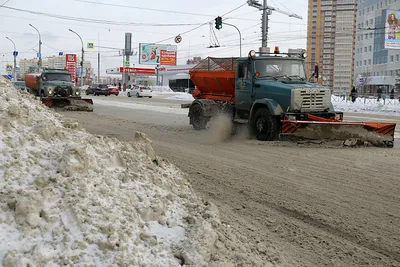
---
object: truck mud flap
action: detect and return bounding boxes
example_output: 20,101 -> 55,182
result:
280,120 -> 396,148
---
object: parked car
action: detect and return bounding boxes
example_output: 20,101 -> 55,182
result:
13,81 -> 28,91
94,84 -> 110,96
85,85 -> 96,95
127,85 -> 152,98
108,85 -> 119,96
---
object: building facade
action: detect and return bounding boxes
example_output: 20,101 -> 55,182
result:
354,0 -> 400,94
307,0 -> 357,94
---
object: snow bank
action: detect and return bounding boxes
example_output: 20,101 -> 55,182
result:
0,78 -> 264,266
167,93 -> 195,101
332,95 -> 400,115
149,86 -> 174,93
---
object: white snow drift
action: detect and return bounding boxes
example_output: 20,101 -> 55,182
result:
0,78 -> 265,267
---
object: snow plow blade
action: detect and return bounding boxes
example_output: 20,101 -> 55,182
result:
42,97 -> 94,112
280,120 -> 396,148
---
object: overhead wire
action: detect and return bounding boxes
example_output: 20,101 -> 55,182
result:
0,6 -> 205,26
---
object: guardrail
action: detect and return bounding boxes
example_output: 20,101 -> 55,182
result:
332,94 -> 400,106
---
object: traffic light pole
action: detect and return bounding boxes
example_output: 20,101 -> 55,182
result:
222,22 -> 242,57
215,16 -> 242,57
6,37 -> 16,82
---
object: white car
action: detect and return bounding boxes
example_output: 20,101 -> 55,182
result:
127,86 -> 153,98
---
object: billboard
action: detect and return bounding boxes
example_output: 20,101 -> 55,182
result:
139,43 -> 177,66
65,54 -> 77,85
384,10 -> 400,49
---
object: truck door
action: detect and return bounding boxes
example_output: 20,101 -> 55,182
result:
235,61 -> 253,117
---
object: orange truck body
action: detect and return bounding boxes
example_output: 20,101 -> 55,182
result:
190,57 -> 237,102
25,73 -> 41,90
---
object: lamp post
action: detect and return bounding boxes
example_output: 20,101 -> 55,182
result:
69,29 -> 84,88
5,37 -> 17,81
29,24 -> 42,70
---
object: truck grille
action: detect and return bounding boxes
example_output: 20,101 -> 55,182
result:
54,86 -> 73,97
291,88 -> 331,112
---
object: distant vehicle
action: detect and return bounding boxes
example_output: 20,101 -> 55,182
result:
24,68 -> 93,111
127,85 -> 152,98
13,81 -> 27,91
108,85 -> 119,96
94,84 -> 110,96
85,85 -> 96,95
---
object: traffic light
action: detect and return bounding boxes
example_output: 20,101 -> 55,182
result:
215,16 -> 222,30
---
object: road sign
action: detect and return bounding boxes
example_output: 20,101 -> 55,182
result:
174,35 -> 182,43
37,53 -> 41,58
12,51 -> 18,56
87,42 -> 94,49
6,64 -> 12,71
125,60 -> 130,67
7,74 -> 12,80
59,52 -> 64,56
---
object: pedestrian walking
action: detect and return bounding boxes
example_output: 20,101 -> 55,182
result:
377,87 -> 383,101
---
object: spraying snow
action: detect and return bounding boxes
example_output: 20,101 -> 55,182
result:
0,78 -> 266,267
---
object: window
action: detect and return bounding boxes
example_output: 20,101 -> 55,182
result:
370,32 -> 373,38
364,60 -> 367,65
390,55 -> 394,62
365,47 -> 367,52
368,59 -> 371,65
356,61 -> 359,66
396,54 -> 400,61
238,62 -> 252,80
369,45 -> 372,51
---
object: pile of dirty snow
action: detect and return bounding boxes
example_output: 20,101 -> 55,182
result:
0,78 -> 265,266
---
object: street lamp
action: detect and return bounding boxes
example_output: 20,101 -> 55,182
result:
5,37 -> 17,82
69,29 -> 84,88
29,24 -> 42,69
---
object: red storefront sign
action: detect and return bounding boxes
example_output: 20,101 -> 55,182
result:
65,54 -> 77,85
118,67 -> 156,75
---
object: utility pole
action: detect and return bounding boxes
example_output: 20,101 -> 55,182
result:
6,37 -> 17,81
98,33 -> 100,84
247,0 -> 302,50
261,0 -> 268,48
69,29 -> 84,88
29,24 -> 42,70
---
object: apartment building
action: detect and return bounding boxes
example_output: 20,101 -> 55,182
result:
354,0 -> 400,93
307,0 -> 357,94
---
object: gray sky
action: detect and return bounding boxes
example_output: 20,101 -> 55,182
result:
0,0 -> 308,75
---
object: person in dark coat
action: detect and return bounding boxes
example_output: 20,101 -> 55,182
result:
350,87 -> 358,103
377,87 -> 383,101
390,88 -> 395,99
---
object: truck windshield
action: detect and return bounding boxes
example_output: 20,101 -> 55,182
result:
43,73 -> 72,82
255,59 -> 306,80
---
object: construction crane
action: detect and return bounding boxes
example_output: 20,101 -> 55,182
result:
247,0 -> 303,50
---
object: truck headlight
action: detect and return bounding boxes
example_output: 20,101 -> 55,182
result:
47,86 -> 55,96
75,90 -> 80,96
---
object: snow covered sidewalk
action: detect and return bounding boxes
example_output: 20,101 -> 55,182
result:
332,95 -> 400,115
0,78 -> 264,267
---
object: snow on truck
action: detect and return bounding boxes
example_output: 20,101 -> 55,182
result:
25,68 -> 93,111
183,49 -> 397,147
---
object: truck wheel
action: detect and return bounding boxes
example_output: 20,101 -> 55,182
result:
252,108 -> 279,141
190,104 -> 207,130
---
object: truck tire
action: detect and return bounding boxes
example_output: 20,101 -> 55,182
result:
252,108 -> 279,141
190,104 -> 207,130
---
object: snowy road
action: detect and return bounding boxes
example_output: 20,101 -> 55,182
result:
60,95 -> 400,267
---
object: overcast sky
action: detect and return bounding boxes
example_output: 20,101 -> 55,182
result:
0,0 -> 308,75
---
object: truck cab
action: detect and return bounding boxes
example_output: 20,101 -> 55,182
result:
235,50 -> 332,120
25,69 -> 80,98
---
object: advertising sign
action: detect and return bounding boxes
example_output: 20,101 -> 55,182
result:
384,10 -> 400,49
139,43 -> 177,66
65,54 -> 77,86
